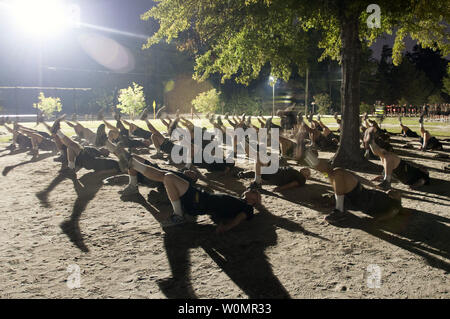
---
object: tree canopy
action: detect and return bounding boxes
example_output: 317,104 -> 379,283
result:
32,92 -> 62,118
142,0 -> 448,85
142,0 -> 449,167
116,82 -> 146,120
191,88 -> 221,113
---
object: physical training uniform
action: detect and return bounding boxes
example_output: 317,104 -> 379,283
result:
316,134 -> 338,151
197,161 -> 235,172
280,113 -> 297,130
403,128 -> 419,138
132,127 -> 152,139
75,147 -> 120,172
420,136 -> 443,150
261,167 -> 306,187
375,136 -> 393,152
392,160 -> 430,186
344,182 -> 401,218
180,186 -> 254,224
36,131 -> 51,139
160,138 -> 175,154
38,138 -> 57,152
16,134 -> 32,148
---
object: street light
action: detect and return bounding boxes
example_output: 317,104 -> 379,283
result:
269,75 -> 276,117
10,0 -> 71,36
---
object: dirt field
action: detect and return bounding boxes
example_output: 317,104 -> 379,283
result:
0,133 -> 449,299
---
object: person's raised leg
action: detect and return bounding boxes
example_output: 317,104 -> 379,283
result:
151,134 -> 166,154
145,119 -> 164,137
379,152 -> 400,189
55,130 -> 83,156
162,172 -> 190,225
253,159 -> 262,188
103,118 -> 119,133
326,169 -> 357,223
29,135 -> 42,159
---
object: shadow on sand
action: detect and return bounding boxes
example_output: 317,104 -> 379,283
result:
153,206 -> 329,299
2,152 -> 53,176
260,181 -> 335,215
333,208 -> 450,273
56,170 -> 117,253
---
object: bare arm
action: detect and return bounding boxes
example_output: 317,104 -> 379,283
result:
274,180 -> 300,192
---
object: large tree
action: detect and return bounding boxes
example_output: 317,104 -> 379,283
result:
142,0 -> 449,167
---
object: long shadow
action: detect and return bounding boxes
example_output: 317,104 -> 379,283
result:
2,153 -> 54,176
401,193 -> 450,207
36,172 -> 68,208
394,148 -> 450,163
201,170 -> 248,196
349,161 -> 383,174
157,207 -> 329,299
0,148 -> 28,158
413,178 -> 450,198
120,192 -> 171,223
396,182 -> 450,203
260,182 -> 335,215
60,170 -> 117,253
333,208 -> 450,273
423,166 -> 450,175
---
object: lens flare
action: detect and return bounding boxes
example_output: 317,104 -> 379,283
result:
78,33 -> 135,73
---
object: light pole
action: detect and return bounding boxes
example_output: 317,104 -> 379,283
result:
269,75 -> 276,117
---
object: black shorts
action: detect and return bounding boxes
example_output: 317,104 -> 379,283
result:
16,134 -> 32,148
262,167 -> 306,187
76,148 -> 119,172
284,144 -> 294,157
427,137 -> 443,150
132,127 -> 152,139
179,185 -> 201,215
420,137 -> 443,150
37,131 -> 51,139
345,182 -> 401,218
393,160 -> 429,186
375,137 -> 393,152
117,136 -> 147,149
160,138 -> 175,154
317,134 -> 337,151
198,161 -> 235,172
38,138 -> 56,151
404,129 -> 419,138
328,132 -> 339,141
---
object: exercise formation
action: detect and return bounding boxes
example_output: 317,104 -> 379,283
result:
1,107 -> 446,233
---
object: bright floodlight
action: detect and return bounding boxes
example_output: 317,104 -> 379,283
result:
12,0 -> 68,36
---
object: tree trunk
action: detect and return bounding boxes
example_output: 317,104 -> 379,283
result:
331,13 -> 366,168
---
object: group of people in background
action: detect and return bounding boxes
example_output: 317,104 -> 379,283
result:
381,102 -> 450,121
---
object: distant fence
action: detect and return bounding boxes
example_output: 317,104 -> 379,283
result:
0,114 -> 37,122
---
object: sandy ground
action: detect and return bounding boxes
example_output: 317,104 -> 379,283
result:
0,134 -> 449,299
